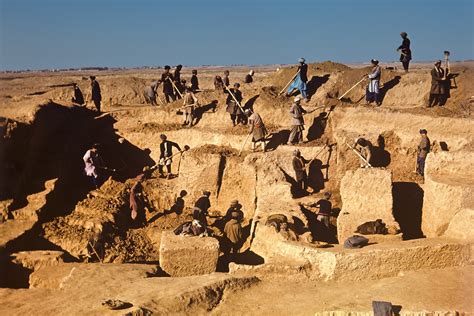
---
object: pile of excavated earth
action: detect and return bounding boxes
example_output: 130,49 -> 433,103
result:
0,61 -> 473,315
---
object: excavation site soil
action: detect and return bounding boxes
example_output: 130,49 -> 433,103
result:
0,61 -> 473,315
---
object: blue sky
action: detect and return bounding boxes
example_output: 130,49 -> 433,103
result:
0,0 -> 472,70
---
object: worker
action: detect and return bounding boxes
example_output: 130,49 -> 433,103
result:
428,60 -> 446,107
286,58 -> 309,102
173,64 -> 184,99
313,192 -> 332,228
71,83 -> 84,106
224,210 -> 243,259
226,83 -> 245,126
353,137 -> 373,167
292,149 -> 310,196
214,75 -> 224,91
279,222 -> 298,241
397,32 -> 412,73
89,76 -> 102,112
245,109 -> 267,152
182,86 -> 198,127
191,69 -> 199,92
225,200 -> 244,221
417,129 -> 430,176
83,143 -> 105,188
130,174 -> 149,227
244,70 -> 254,83
287,96 -> 307,145
160,65 -> 175,103
145,80 -> 160,106
195,190 -> 211,214
158,134 -> 182,179
365,59 -> 382,106
223,70 -> 230,88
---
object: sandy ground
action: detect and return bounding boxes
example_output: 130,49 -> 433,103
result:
0,61 -> 473,314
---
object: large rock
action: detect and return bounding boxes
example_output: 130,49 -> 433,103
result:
337,168 -> 399,242
422,152 -> 474,237
159,231 -> 219,277
11,250 -> 65,272
444,208 -> 474,240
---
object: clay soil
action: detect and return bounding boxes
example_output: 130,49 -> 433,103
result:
0,61 -> 473,314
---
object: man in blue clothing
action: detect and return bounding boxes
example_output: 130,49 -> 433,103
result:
286,58 -> 309,102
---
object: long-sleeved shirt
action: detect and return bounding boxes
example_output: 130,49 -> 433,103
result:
289,103 -> 306,126
224,219 -> 242,244
368,66 -> 381,93
161,72 -> 174,94
418,136 -> 431,158
298,63 -> 308,82
83,149 -> 103,178
159,140 -> 181,158
191,75 -> 199,90
91,80 -> 101,101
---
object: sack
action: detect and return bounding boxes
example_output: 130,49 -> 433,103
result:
344,235 -> 369,249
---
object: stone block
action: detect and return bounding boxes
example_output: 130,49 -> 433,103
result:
159,231 -> 219,277
337,168 -> 399,242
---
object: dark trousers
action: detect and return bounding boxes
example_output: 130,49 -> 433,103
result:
428,94 -> 446,107
366,91 -> 380,104
417,156 -> 426,176
296,174 -> 307,196
158,164 -> 172,174
164,92 -> 176,103
93,99 -> 101,112
230,114 -> 246,125
402,61 -> 410,71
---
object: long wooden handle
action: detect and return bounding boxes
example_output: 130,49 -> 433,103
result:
168,77 -> 183,98
338,77 -> 366,100
238,133 -> 252,156
345,142 -> 372,167
279,70 -> 300,95
224,86 -> 245,113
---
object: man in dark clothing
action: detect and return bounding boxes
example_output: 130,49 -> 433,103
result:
90,76 -> 102,112
225,200 -> 244,222
313,192 -> 332,228
173,65 -> 184,99
397,32 -> 412,72
195,190 -> 211,214
191,69 -> 199,92
292,149 -> 310,196
226,83 -> 245,126
158,134 -> 182,178
244,70 -> 254,84
428,60 -> 446,107
286,58 -> 309,101
161,65 -> 176,103
417,129 -> 430,176
72,83 -> 84,106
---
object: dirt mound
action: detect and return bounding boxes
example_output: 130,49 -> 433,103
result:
191,144 -> 239,157
271,61 -> 351,88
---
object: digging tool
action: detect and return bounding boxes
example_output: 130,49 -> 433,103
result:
278,70 -> 300,96
152,145 -> 190,170
176,149 -> 186,176
338,77 -> 366,101
414,152 -> 418,174
88,241 -> 103,263
345,142 -> 372,168
167,77 -> 183,99
238,132 -> 252,157
224,86 -> 246,114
